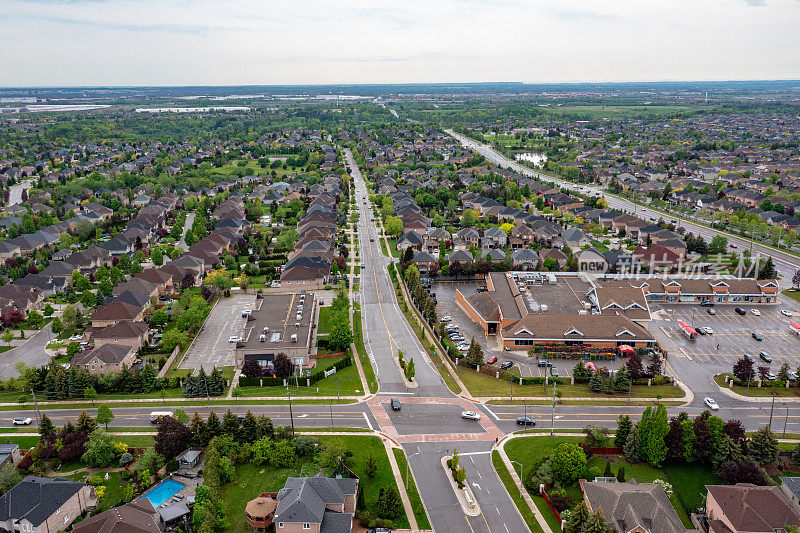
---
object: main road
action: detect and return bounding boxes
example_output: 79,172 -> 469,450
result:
448,130 -> 800,284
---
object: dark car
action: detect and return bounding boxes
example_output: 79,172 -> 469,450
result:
745,354 -> 756,363
486,356 -> 498,365
550,367 -> 559,377
697,327 -> 707,335
759,351 -> 772,363
500,361 -> 513,370
735,307 -> 746,315
516,416 -> 536,426
537,359 -> 553,367
752,332 -> 763,341
700,301 -> 715,307
391,398 -> 401,411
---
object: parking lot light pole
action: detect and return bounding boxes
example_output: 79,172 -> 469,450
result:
406,450 -> 421,490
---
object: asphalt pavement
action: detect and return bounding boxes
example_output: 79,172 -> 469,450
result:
0,324 -> 53,379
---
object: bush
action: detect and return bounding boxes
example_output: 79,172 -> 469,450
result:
88,474 -> 103,486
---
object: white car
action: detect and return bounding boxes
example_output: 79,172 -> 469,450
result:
228,336 -> 242,343
441,316 -> 452,322
700,327 -> 714,335
703,397 -> 720,411
12,417 -> 32,426
781,310 -> 793,317
461,410 -> 481,421
751,309 -> 761,316
68,335 -> 83,342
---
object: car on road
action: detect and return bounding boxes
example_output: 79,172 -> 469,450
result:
486,356 -> 498,365
537,359 -> 553,367
441,316 -> 452,322
360,263 -> 365,269
707,309 -> 716,315
730,243 -> 738,248
370,238 -> 374,242
500,361 -> 514,370
782,310 -> 793,317
704,397 -> 720,411
391,398 -> 401,411
516,416 -> 536,426
12,417 -> 32,426
759,351 -> 772,363
228,336 -> 242,343
366,528 -> 391,533
461,411 -> 481,421
751,309 -> 761,316
752,332 -> 763,341
242,309 -> 252,318
697,327 -> 707,335
735,307 -> 746,315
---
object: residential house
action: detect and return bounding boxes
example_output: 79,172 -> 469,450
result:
72,500 -> 162,533
561,227 -> 590,249
538,248 -> 567,269
481,226 -> 507,249
706,483 -> 800,533
575,248 -> 608,272
90,302 -> 144,328
580,479 -> 686,533
0,476 -> 93,533
72,344 -> 137,374
274,474 -> 358,533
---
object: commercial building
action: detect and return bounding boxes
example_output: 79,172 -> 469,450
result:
234,292 -> 317,370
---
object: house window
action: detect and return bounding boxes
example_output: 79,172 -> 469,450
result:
278,523 -> 283,529
303,524 -> 310,530
64,515 -> 70,523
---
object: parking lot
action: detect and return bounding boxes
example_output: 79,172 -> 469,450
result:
179,292 -> 256,371
434,280 -> 624,378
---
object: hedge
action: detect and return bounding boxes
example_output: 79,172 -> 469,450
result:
517,376 -> 567,386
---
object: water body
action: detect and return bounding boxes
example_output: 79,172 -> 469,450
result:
135,106 -> 250,113
515,152 -> 548,165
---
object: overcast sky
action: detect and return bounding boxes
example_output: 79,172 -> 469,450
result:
2,0 -> 799,86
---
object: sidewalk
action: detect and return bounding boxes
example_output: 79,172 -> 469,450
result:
495,439 -> 552,533
382,438 -> 420,533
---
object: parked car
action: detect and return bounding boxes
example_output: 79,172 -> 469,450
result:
500,361 -> 513,370
700,301 -> 715,307
461,411 -> 481,421
12,417 -> 32,426
759,351 -> 772,363
781,310 -> 793,317
516,417 -> 536,426
704,397 -> 720,411
735,307 -> 746,315
707,309 -> 716,315
767,371 -> 777,381
537,359 -> 553,367
486,356 -> 498,365
700,327 -> 714,335
441,316 -> 452,322
745,354 -> 756,363
242,309 -> 252,317
697,327 -> 707,335
752,332 -> 763,341
550,367 -> 559,377
391,398 -> 401,411
751,309 -> 761,316
228,336 -> 242,342
730,243 -> 738,248
68,334 -> 83,341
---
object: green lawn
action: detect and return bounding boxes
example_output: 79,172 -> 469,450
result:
392,448 -> 431,530
354,309 -> 378,393
504,436 -> 714,528
388,238 -> 400,258
222,435 -> 409,533
318,306 -> 332,335
782,289 -> 800,303
714,373 -> 800,398
235,356 -> 364,397
455,366 -> 683,398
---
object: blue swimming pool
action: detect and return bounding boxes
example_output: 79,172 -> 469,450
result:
139,479 -> 185,508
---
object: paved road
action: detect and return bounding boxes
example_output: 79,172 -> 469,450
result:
7,178 -> 34,206
347,149 -> 449,398
0,324 -> 53,379
177,212 -> 195,250
448,130 -> 800,284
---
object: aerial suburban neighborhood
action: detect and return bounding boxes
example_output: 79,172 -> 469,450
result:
0,75 -> 799,533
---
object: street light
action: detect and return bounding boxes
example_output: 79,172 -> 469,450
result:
406,450 -> 421,490
783,402 -> 790,438
510,460 -> 524,497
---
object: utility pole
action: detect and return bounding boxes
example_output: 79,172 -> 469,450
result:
335,375 -> 340,402
30,389 -> 41,424
769,392 -> 776,428
204,376 -> 210,403
550,381 -> 557,438
783,402 -> 789,438
287,386 -> 295,434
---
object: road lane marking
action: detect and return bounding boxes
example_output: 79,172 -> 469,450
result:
460,451 -> 492,456
362,412 -> 374,431
483,406 -> 500,421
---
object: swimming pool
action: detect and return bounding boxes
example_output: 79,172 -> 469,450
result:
139,478 -> 185,508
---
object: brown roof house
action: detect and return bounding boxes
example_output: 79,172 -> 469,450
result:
90,302 -> 144,328
72,499 -> 162,533
706,483 -> 800,533
72,344 -> 137,374
580,479 -> 687,533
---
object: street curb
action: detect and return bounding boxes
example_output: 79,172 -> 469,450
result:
441,455 -> 481,517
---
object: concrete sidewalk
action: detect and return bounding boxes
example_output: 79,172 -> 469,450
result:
382,438 -> 420,533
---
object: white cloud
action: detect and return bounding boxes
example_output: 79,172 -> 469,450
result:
1,0 -> 798,85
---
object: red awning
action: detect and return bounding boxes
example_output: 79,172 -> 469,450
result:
678,320 -> 698,335
618,345 -> 635,353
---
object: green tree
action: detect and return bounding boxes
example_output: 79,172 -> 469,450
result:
83,386 -> 98,404
749,426 -> 779,465
642,404 -> 669,467
581,509 -> 615,533
385,216 -> 403,237
564,502 -> 590,533
713,434 -> 744,470
405,357 -> 416,381
1,330 -> 13,346
96,404 -> 114,429
615,415 -> 633,448
681,418 -> 696,463
150,309 -> 169,328
82,428 -> 116,467
365,455 -> 378,478
552,443 -> 587,485
174,409 -> 190,424
161,329 -> 188,352
376,486 -> 403,519
709,235 -> 728,255
38,413 -> 55,440
0,463 -> 21,494
466,337 -> 484,366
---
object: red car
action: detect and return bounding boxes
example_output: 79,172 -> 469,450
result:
486,356 -> 498,365
730,243 -> 738,248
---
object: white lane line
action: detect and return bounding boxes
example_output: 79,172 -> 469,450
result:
362,412 -> 374,431
375,391 -> 415,395
459,451 -> 492,457
483,405 -> 500,421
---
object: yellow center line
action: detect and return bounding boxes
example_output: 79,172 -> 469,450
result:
481,511 -> 493,533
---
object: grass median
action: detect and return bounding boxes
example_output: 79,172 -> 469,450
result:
392,448 -> 432,530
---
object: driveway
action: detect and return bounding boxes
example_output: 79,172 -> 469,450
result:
178,293 -> 256,372
0,324 -> 53,378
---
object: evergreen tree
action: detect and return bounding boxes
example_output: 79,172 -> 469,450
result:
77,410 -> 97,433
206,411 -> 222,439
681,418 -> 695,463
749,426 -> 779,465
615,415 -> 632,449
581,509 -> 615,533
714,435 -> 744,471
376,486 -> 403,519
221,410 -> 240,437
693,416 -> 713,464
589,371 -> 603,392
616,465 -> 625,482
665,416 -> 685,463
467,337 -> 484,366
256,415 -> 274,440
564,502 -> 590,533
603,461 -> 612,477
638,407 -> 653,463
189,412 -> 207,446
239,411 -> 259,443
623,426 -> 640,463
38,413 -> 55,441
